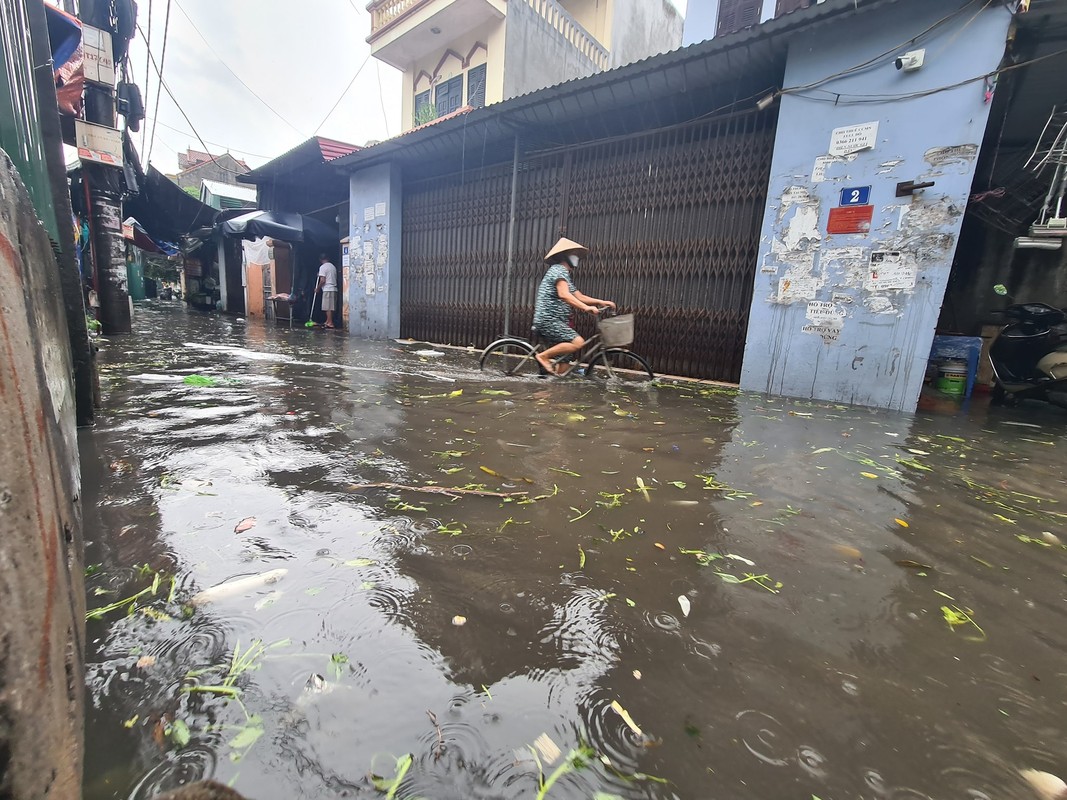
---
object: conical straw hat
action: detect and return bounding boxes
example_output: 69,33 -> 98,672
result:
544,237 -> 589,262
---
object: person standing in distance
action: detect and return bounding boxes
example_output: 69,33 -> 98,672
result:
315,253 -> 338,329
533,237 -> 615,375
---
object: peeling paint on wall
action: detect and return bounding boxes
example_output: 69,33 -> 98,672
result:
924,144 -> 978,167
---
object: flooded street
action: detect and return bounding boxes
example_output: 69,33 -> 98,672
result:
81,306 -> 1067,800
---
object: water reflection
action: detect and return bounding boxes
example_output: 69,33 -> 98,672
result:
82,306 -> 1067,800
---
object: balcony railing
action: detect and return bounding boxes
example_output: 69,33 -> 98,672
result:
368,0 -> 427,37
368,0 -> 609,72
522,0 -> 608,71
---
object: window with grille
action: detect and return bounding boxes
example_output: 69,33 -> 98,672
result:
717,0 -> 763,35
435,75 -> 463,116
467,63 -> 487,109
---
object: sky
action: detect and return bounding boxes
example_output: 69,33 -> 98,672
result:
108,0 -> 687,175
123,0 -> 403,175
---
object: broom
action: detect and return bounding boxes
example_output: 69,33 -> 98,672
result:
305,290 -> 319,328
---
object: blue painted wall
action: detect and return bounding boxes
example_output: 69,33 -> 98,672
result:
682,0 -> 720,44
739,0 -> 1012,411
348,163 -> 402,339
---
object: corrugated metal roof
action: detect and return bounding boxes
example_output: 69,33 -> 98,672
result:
201,179 -> 257,203
332,0 -> 900,175
241,136 -> 361,182
317,137 -> 361,161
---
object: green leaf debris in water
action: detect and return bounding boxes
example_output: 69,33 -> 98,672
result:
941,604 -> 986,641
168,719 -> 191,748
330,652 -> 349,680
229,724 -> 264,751
578,545 -> 586,569
550,467 -> 581,478
183,374 -> 219,387
344,558 -> 377,567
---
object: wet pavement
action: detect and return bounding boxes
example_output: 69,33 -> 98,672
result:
81,305 -> 1067,800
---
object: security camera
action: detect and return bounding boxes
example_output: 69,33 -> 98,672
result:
895,49 -> 925,72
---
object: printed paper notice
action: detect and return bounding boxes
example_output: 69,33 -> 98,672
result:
866,250 -> 915,291
829,122 -> 879,157
375,202 -> 386,218
364,206 -> 375,222
812,156 -> 834,183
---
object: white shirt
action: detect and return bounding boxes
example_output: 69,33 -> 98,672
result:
317,261 -> 337,292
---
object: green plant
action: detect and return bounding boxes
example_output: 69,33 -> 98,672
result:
413,102 -> 438,126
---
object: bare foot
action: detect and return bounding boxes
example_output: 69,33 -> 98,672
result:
535,353 -> 554,375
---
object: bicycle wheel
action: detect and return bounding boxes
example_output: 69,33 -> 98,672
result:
587,348 -> 654,382
480,338 -> 539,376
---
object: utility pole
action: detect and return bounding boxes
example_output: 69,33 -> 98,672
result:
80,0 -> 132,334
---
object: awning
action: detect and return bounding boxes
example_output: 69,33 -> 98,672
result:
220,210 -> 337,245
122,217 -> 179,256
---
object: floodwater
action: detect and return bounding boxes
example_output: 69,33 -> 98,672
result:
81,306 -> 1067,800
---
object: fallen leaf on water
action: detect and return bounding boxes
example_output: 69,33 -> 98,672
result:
123,715 -> 139,728
610,700 -> 644,736
833,544 -> 862,560
344,558 -> 377,567
677,595 -> 691,617
448,389 -> 463,398
229,724 -> 263,750
625,598 -> 636,607
578,545 -> 586,569
632,670 -> 642,680
811,447 -> 835,455
613,408 -> 631,417
654,542 -> 666,550
895,518 -> 909,528
168,719 -> 191,748
479,466 -> 503,478
860,472 -> 878,479
895,560 -> 933,570
136,655 -> 156,669
668,481 -> 687,489
234,517 -> 256,534
452,615 -> 467,626
480,389 -> 512,396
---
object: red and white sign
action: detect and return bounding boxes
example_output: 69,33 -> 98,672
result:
826,205 -> 873,235
75,120 -> 122,166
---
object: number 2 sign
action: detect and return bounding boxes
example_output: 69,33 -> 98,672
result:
839,186 -> 871,206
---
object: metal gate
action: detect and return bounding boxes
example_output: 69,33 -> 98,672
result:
400,109 -> 776,382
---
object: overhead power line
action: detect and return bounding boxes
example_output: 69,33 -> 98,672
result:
171,0 -> 305,136
144,0 -> 172,167
136,23 -> 249,176
313,53 -> 373,135
141,115 -> 274,159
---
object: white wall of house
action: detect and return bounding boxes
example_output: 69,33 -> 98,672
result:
608,0 -> 683,67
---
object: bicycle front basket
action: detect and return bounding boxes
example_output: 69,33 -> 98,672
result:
598,314 -> 634,347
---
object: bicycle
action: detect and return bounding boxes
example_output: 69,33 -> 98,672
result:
479,312 -> 654,382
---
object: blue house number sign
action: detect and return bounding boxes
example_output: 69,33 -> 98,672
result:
840,186 -> 871,206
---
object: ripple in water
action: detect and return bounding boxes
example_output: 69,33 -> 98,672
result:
127,746 -> 218,800
643,611 -> 681,633
735,709 -> 792,767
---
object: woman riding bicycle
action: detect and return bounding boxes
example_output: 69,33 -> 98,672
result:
533,237 -> 615,376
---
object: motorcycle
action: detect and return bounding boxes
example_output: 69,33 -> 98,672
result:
989,301 -> 1067,408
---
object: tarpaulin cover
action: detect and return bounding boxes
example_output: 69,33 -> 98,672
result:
221,210 -> 336,245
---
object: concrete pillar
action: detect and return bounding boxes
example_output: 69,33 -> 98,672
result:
347,163 -> 402,339
739,0 -> 1013,412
